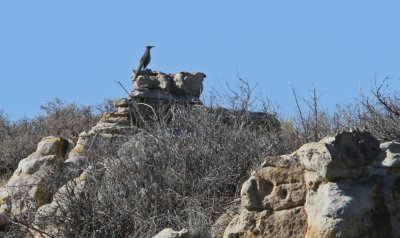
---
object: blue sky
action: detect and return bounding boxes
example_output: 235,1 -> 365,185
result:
1,1 -> 400,120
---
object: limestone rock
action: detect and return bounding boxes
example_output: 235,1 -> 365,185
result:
295,129 -> 393,238
130,70 -> 205,105
224,207 -> 306,238
304,181 -> 390,238
0,136 -> 70,225
219,155 -> 307,238
215,129 -> 400,238
133,70 -> 172,91
172,72 -> 205,97
293,129 -> 380,181
152,228 -> 191,238
241,156 -> 305,211
113,97 -> 130,113
83,97 -> 139,138
380,141 -> 400,168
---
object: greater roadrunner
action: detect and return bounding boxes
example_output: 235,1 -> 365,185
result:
133,45 -> 155,80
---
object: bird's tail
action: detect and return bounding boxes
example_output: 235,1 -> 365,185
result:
133,63 -> 143,81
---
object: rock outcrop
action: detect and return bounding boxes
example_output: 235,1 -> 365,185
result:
131,70 -> 206,105
214,129 -> 400,238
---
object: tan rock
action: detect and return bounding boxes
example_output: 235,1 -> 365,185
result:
152,228 -> 191,238
241,156 -> 305,212
172,72 -> 205,97
224,207 -> 306,238
133,71 -> 172,91
304,181 -> 390,238
296,130 -> 392,238
113,97 -> 129,108
219,155 -> 307,238
130,70 -> 205,105
36,136 -> 69,158
293,129 -> 380,181
0,136 -> 70,223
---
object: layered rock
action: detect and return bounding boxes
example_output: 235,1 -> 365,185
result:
66,98 -> 135,167
215,129 -> 400,238
131,70 -> 206,105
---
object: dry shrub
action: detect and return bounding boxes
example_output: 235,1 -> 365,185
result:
0,99 -> 101,179
7,77 -> 400,237
41,86 -> 287,237
356,78 -> 400,141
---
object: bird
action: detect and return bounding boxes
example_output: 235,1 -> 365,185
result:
133,45 -> 155,80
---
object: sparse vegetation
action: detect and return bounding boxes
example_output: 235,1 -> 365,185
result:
1,78 -> 400,237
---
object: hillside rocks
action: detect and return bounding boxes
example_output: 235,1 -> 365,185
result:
131,70 -> 206,105
0,136 -> 71,225
214,129 -> 400,238
3,65 -> 400,237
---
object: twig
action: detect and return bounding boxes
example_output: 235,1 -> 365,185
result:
9,217 -> 56,238
291,85 -> 308,140
114,81 -> 130,96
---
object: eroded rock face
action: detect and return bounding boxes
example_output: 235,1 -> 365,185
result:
294,129 -> 380,182
295,130 -> 391,238
131,70 -> 205,105
220,155 -> 307,238
215,129 -> 400,238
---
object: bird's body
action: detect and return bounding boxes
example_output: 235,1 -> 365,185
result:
133,45 -> 154,80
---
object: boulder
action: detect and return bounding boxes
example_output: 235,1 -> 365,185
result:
0,136 -> 70,225
304,181 -> 390,238
215,129 -> 400,238
293,129 -> 380,182
296,130 -> 392,238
